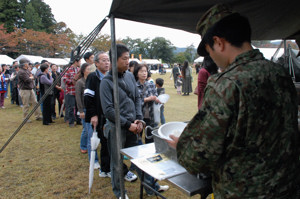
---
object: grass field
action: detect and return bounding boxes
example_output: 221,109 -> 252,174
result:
0,71 -> 211,199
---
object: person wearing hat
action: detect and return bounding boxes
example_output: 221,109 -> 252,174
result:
167,4 -> 300,198
18,58 -> 42,122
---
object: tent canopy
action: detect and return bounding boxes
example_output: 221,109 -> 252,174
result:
142,59 -> 161,65
109,0 -> 300,41
0,54 -> 14,65
194,57 -> 204,63
43,58 -> 69,66
15,54 -> 44,64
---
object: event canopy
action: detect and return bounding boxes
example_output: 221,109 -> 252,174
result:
142,59 -> 161,65
15,54 -> 44,64
109,0 -> 300,41
0,54 -> 14,65
43,58 -> 69,66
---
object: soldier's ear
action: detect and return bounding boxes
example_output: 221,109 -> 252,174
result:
212,36 -> 226,52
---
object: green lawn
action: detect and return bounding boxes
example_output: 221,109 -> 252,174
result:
0,71 -> 211,199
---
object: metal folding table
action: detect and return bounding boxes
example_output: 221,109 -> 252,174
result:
120,143 -> 212,198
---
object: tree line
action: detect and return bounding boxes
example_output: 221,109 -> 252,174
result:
0,0 -> 198,63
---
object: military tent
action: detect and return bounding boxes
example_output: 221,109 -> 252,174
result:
109,0 -> 300,41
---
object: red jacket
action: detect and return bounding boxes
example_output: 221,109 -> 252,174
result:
197,68 -> 210,109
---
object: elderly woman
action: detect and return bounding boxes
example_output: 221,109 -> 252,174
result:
38,63 -> 54,125
133,64 -> 160,143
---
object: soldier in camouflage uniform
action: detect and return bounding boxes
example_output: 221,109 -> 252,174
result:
167,4 -> 300,199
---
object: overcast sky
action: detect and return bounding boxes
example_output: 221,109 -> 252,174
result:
43,0 -> 200,48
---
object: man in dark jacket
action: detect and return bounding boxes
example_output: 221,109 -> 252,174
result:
84,51 -> 110,176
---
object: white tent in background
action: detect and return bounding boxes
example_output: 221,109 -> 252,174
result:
142,59 -> 161,65
258,48 -> 285,61
44,58 -> 69,66
0,54 -> 15,65
194,56 -> 204,63
15,54 -> 44,64
129,58 -> 141,64
64,57 -> 85,65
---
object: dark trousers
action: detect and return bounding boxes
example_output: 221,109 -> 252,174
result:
65,94 -> 75,124
42,95 -> 52,124
108,123 -> 159,197
51,93 -> 61,118
97,125 -> 110,172
12,87 -> 19,105
75,100 -> 81,124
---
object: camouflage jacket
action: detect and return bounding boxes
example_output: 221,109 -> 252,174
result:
177,49 -> 300,199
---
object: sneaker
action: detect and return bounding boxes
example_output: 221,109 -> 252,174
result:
99,170 -> 111,178
124,171 -> 137,182
119,194 -> 129,199
158,185 -> 169,192
26,119 -> 32,123
80,149 -> 87,154
20,105 -> 23,107
94,162 -> 100,169
1,106 -> 5,109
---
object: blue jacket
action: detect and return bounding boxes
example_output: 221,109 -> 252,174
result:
0,74 -> 7,92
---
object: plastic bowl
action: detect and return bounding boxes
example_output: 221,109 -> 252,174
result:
158,122 -> 187,141
158,94 -> 170,104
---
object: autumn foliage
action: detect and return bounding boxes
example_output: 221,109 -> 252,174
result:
0,24 -> 71,57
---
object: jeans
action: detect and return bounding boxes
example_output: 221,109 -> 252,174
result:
108,122 -> 160,197
87,123 -> 99,162
65,94 -> 75,124
39,93 -> 43,113
80,110 -> 88,150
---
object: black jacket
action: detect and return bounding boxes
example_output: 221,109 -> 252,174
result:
84,70 -> 105,128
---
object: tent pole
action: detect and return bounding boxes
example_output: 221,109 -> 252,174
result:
283,40 -> 288,69
110,15 -> 126,199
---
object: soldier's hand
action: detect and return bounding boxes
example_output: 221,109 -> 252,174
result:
166,135 -> 179,149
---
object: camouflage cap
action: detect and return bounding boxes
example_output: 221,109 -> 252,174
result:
196,4 -> 235,56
